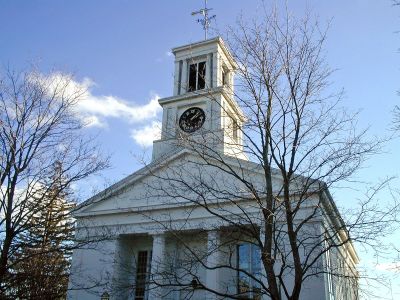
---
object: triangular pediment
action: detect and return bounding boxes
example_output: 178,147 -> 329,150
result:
74,149 -> 282,217
74,149 -> 190,216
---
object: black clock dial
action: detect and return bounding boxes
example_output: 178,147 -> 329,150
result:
179,107 -> 206,133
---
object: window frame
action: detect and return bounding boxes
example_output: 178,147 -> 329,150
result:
232,117 -> 239,141
134,250 -> 152,300
227,113 -> 240,142
188,60 -> 207,92
222,66 -> 229,86
237,243 -> 261,300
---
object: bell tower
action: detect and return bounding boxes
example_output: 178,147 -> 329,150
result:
152,37 -> 247,161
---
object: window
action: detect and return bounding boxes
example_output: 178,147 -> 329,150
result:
135,250 -> 152,300
222,67 -> 229,86
237,244 -> 261,300
232,117 -> 239,141
228,114 -> 239,141
188,61 -> 206,91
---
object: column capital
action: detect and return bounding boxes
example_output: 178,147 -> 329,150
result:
148,230 -> 166,236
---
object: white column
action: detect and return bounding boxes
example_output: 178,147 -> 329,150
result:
213,52 -> 219,88
148,234 -> 166,300
111,237 -> 131,299
181,59 -> 188,94
67,238 -> 118,300
161,107 -> 168,139
206,230 -> 220,300
173,60 -> 180,96
206,53 -> 212,88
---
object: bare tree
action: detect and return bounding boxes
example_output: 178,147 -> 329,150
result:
394,105 -> 400,131
134,9 -> 398,300
0,67 -> 108,298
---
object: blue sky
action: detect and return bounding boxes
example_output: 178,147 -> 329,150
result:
1,0 -> 400,298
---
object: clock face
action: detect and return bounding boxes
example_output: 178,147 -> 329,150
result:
179,107 -> 206,133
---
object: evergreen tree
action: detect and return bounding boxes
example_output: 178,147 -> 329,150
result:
11,161 -> 75,300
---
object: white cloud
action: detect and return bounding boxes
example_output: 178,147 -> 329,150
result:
82,115 -> 108,128
36,72 -> 163,146
35,72 -> 161,126
130,121 -> 162,147
166,51 -> 173,57
30,71 -> 91,101
77,94 -> 161,124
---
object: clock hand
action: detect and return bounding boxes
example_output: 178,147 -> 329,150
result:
190,112 -> 200,121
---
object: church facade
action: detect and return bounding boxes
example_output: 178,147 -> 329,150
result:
68,38 -> 359,300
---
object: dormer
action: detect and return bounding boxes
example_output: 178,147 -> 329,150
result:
152,37 -> 247,161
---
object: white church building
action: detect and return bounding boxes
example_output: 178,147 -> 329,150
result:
68,38 -> 359,300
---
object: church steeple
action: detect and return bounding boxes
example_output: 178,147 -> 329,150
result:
172,37 -> 235,96
152,37 -> 247,161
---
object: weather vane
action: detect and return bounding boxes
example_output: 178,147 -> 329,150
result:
191,0 -> 216,40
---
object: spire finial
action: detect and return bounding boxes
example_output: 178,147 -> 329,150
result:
191,0 -> 216,40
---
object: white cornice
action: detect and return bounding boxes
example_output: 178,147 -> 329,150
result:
320,189 -> 360,264
158,86 -> 246,122
172,37 -> 237,69
158,87 -> 224,105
